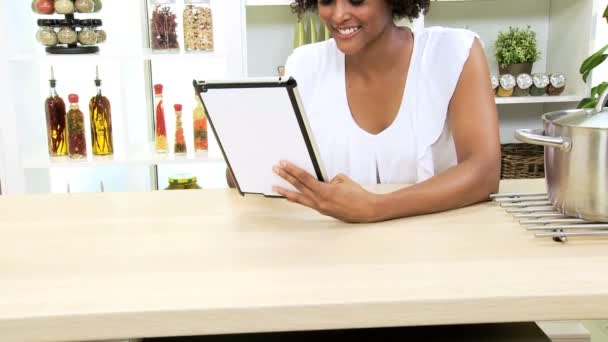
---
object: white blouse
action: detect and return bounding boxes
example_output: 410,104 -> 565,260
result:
285,26 -> 479,185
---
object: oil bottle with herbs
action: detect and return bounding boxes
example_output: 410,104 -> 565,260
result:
89,66 -> 113,155
44,67 -> 68,157
66,94 -> 87,159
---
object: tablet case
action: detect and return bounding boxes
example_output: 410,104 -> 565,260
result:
193,77 -> 327,197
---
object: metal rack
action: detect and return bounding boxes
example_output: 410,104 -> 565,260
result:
490,192 -> 608,243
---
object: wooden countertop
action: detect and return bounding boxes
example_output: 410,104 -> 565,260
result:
1,179 -> 607,342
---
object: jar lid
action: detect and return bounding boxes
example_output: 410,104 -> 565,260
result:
499,74 -> 516,90
532,73 -> 550,88
516,73 -> 533,90
151,0 -> 176,3
550,73 -> 566,88
68,94 -> 79,103
169,173 -> 198,184
490,76 -> 499,90
174,104 -> 183,111
154,84 -> 164,95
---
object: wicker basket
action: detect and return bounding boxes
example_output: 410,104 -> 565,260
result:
500,143 -> 545,179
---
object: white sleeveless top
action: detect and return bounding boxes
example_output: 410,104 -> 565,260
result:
285,26 -> 479,185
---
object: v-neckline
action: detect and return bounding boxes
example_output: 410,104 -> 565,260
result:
340,28 -> 417,138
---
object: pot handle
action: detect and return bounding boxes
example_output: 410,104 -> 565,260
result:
514,129 -> 572,152
596,87 -> 608,113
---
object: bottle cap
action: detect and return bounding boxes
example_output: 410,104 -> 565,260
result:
68,94 -> 79,103
174,104 -> 182,111
154,84 -> 164,95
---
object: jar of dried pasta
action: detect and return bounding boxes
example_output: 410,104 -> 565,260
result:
183,0 -> 214,52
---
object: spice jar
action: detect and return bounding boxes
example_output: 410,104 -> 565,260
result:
547,73 -> 566,96
34,0 -> 55,14
183,0 -> 214,52
38,26 -> 58,46
165,174 -> 202,190
490,75 -> 499,95
57,26 -> 78,45
55,0 -> 75,14
96,29 -> 107,43
514,73 -> 533,96
75,0 -> 95,13
530,73 -> 550,96
150,0 -> 180,51
93,0 -> 103,12
497,74 -> 516,97
79,26 -> 98,46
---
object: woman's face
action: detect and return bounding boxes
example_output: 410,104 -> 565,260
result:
317,0 -> 394,55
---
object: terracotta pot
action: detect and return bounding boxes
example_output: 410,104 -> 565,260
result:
499,63 -> 533,76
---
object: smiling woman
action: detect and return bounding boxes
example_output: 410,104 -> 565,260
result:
266,0 -> 502,223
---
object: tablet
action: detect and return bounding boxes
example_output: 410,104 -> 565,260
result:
193,77 -> 327,197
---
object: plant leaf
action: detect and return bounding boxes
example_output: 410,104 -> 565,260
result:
604,4 -> 608,23
593,82 -> 608,98
580,44 -> 608,74
578,97 -> 597,109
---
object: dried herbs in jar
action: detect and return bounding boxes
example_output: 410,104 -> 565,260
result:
150,1 -> 179,50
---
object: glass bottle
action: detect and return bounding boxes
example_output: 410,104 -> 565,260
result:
66,94 -> 87,159
150,0 -> 179,51
154,84 -> 168,153
193,93 -> 208,152
174,104 -> 187,155
183,0 -> 214,52
89,66 -> 113,156
44,67 -> 67,157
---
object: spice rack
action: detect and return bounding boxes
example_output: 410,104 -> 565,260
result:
34,0 -> 106,55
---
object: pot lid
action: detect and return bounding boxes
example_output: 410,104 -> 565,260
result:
552,110 -> 608,128
548,89 -> 608,128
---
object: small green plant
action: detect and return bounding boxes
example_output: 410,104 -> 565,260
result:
578,4 -> 608,109
494,26 -> 541,68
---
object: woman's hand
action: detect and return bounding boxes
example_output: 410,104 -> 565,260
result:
272,161 -> 380,223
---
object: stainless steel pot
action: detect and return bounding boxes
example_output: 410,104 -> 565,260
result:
515,89 -> 608,222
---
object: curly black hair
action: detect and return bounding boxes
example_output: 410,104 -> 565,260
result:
290,0 -> 430,20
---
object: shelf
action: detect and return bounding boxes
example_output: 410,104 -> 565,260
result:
246,0 -> 291,5
495,95 -> 584,105
23,149 -> 225,169
9,50 -> 224,63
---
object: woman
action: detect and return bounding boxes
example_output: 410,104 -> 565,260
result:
270,0 -> 501,223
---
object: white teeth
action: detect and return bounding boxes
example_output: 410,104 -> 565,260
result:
337,27 -> 360,35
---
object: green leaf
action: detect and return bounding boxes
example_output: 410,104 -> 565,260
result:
578,97 -> 597,109
604,4 -> 608,23
580,44 -> 608,74
582,54 -> 608,82
591,82 -> 608,98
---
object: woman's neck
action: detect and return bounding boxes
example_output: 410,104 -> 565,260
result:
346,24 -> 413,79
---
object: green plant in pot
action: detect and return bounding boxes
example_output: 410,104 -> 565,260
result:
577,4 -> 608,109
495,26 -> 541,75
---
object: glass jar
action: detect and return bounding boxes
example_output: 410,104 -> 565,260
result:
183,0 -> 214,52
79,26 -> 98,45
547,73 -> 566,96
530,73 -> 550,96
150,0 -> 179,51
490,75 -> 499,95
38,26 -> 58,47
92,0 -> 103,12
497,74 -> 516,97
154,84 -> 168,153
513,73 -> 533,96
95,29 -> 107,43
57,26 -> 78,45
165,174 -> 202,190
55,0 -> 75,14
75,0 -> 95,13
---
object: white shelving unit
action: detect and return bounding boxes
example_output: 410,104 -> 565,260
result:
0,0 -> 246,194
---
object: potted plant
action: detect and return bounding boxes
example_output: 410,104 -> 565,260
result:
578,4 -> 608,109
494,26 -> 541,75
